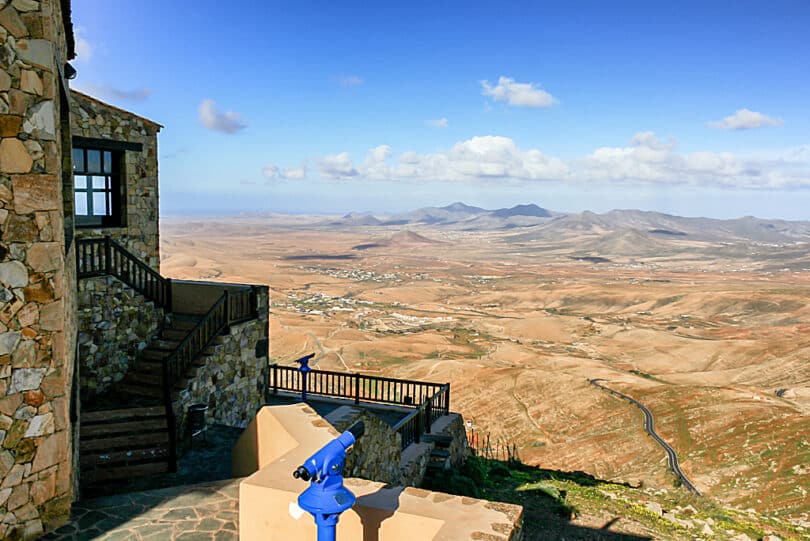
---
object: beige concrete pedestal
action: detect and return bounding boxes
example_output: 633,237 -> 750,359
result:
235,404 -> 523,540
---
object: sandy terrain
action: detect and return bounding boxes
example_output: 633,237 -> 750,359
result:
161,215 -> 810,518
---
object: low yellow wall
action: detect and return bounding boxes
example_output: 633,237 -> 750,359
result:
235,404 -> 523,540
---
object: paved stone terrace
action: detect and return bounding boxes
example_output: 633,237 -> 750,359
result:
41,479 -> 240,540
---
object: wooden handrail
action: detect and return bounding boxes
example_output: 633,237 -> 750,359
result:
76,237 -> 172,309
271,365 -> 450,449
161,291 -> 230,471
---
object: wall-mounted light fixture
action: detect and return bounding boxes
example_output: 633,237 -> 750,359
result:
64,62 -> 77,80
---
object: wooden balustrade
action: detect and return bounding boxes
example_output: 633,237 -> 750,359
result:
77,237 -> 171,309
271,365 -> 450,449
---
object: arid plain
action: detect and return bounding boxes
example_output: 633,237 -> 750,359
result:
161,211 -> 810,519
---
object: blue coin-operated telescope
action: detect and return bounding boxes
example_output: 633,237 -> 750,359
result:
293,421 -> 365,541
296,353 -> 315,401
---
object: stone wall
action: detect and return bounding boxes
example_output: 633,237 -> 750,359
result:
77,275 -> 164,403
173,288 -> 269,440
325,405 -> 402,486
400,441 -> 431,486
432,413 -> 468,467
70,91 -> 161,272
0,0 -> 77,537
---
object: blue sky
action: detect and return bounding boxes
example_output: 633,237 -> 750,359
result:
71,1 -> 810,219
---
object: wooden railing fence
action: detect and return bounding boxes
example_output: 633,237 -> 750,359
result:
76,236 -> 171,308
270,365 -> 450,449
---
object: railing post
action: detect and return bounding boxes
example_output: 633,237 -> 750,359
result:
415,406 -> 422,444
165,278 -> 172,312
425,400 -> 432,434
272,364 -> 278,395
444,384 -> 450,414
354,374 -> 360,405
223,290 -> 230,329
104,236 -> 112,275
161,360 -> 177,473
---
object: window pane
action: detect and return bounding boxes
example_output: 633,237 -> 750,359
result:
75,192 -> 88,215
92,176 -> 107,189
72,149 -> 84,172
87,150 -> 101,174
74,175 -> 87,189
103,151 -> 112,173
92,192 -> 109,216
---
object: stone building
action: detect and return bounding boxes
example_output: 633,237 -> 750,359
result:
0,1 -> 270,538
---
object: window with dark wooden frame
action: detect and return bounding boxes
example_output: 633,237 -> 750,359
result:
72,147 -> 124,227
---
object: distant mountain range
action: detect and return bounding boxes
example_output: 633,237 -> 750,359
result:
326,202 -> 558,229
320,203 -> 810,256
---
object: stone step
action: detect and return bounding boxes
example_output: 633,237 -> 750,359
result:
421,434 -> 453,447
426,457 -> 450,471
429,448 -> 450,459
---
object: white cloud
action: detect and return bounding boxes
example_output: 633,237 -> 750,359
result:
579,131 -> 807,188
708,109 -> 784,130
263,163 -> 307,180
481,76 -> 555,108
74,27 -> 92,62
337,75 -> 364,87
282,165 -> 307,179
308,132 -> 810,189
425,118 -> 449,129
318,153 -> 359,179
316,136 -> 568,182
198,99 -> 247,134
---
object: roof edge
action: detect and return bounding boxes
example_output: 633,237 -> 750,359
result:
61,0 -> 76,60
70,90 -> 164,130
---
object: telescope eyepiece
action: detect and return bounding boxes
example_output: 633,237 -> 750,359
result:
293,466 -> 311,481
348,421 -> 365,439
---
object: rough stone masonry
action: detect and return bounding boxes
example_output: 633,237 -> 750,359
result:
1,0 -> 79,538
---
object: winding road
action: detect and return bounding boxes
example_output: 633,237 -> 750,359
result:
590,379 -> 701,496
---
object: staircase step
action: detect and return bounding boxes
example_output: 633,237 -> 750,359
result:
141,349 -> 170,361
123,371 -> 161,386
161,329 -> 190,341
82,460 -> 171,484
115,383 -> 163,398
82,406 -> 165,423
429,449 -> 451,459
167,314 -> 203,330
80,431 -> 169,453
421,434 -> 453,447
134,360 -> 164,375
80,446 -> 170,468
152,338 -> 181,350
81,418 -> 168,438
426,458 -> 450,471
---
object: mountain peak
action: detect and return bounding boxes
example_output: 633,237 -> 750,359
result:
491,203 -> 552,218
440,202 -> 487,213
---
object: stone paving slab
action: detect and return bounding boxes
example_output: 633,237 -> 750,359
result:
41,479 -> 241,540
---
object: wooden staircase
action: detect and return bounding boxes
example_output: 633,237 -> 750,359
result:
80,406 -> 172,485
117,314 -> 205,398
75,237 -> 260,490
